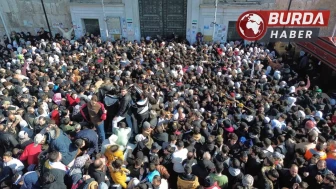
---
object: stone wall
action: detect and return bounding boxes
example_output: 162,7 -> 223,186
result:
0,0 -> 72,37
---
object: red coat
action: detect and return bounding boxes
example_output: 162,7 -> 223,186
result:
66,94 -> 80,106
19,143 -> 41,165
50,110 -> 60,125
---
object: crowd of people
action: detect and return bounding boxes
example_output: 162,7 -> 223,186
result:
0,26 -> 335,189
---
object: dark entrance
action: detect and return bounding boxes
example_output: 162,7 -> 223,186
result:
138,0 -> 187,39
83,19 -> 101,36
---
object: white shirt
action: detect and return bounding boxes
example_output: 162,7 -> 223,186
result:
113,126 -> 131,148
4,158 -> 24,173
172,148 -> 188,173
159,179 -> 169,189
49,161 -> 67,171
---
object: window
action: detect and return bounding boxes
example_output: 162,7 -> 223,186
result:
227,21 -> 242,42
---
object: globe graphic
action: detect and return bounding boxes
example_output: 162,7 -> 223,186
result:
238,13 -> 265,39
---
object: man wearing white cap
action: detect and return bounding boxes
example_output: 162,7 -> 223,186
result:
19,134 -> 44,171
18,131 -> 33,149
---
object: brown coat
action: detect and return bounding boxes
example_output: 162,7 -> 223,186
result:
87,101 -> 103,126
156,165 -> 170,179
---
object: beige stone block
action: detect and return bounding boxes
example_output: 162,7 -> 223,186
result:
8,0 -> 19,13
26,1 -> 34,13
50,3 -> 58,15
33,14 -> 46,27
32,2 -> 44,14
6,13 -> 20,28
56,2 -> 68,14
44,2 -> 52,14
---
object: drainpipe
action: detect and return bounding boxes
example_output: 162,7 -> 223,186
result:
101,0 -> 109,39
41,0 -> 53,39
0,6 -> 11,43
286,0 -> 292,45
212,0 -> 218,42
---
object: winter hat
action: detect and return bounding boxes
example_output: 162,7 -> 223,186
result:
287,97 -> 297,105
289,86 -> 295,94
305,120 -> 315,130
273,70 -> 281,80
223,120 -> 234,133
240,137 -> 247,144
52,93 -> 62,105
242,174 -> 254,187
34,134 -> 44,147
265,66 -> 272,75
279,81 -> 287,88
18,131 -> 27,140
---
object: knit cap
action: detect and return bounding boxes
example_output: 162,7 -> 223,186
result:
242,174 -> 254,187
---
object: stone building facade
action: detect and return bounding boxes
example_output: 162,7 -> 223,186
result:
0,0 -> 334,44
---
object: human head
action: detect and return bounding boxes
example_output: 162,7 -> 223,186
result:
267,169 -> 279,181
317,160 -> 326,170
48,150 -> 62,163
74,138 -> 85,148
290,164 -> 298,177
242,174 -> 254,187
152,175 -> 161,187
2,151 -> 13,163
240,151 -> 248,163
93,159 -> 103,170
120,86 -> 128,97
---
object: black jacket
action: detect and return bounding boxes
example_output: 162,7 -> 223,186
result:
0,131 -> 19,152
152,132 -> 168,146
117,94 -> 132,117
279,169 -> 302,188
89,168 -> 110,186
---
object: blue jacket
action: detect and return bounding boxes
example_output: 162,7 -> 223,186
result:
145,170 -> 160,183
49,128 -> 78,165
76,129 -> 99,155
21,171 -> 40,189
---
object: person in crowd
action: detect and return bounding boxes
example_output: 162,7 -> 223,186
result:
112,86 -> 132,132
19,133 -> 44,169
73,125 -> 99,155
177,164 -> 199,189
80,95 -> 107,144
0,28 -> 335,189
3,151 -> 24,175
108,159 -> 129,189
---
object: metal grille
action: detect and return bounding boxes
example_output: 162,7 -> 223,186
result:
138,0 -> 187,39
